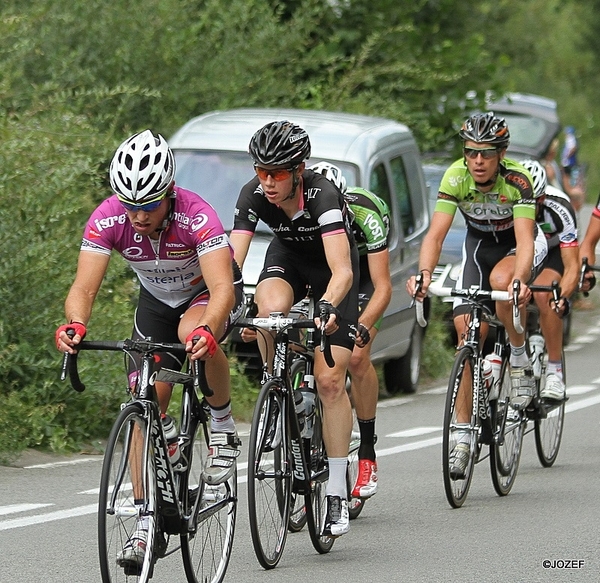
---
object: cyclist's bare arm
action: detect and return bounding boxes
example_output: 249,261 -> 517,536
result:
580,214 -> 600,266
229,231 -> 253,269
510,215 -> 535,305
406,210 -> 453,299
559,245 -> 581,300
182,246 -> 236,357
359,249 -> 392,332
58,251 -> 110,352
317,232 -> 353,333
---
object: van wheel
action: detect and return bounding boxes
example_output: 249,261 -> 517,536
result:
383,323 -> 424,394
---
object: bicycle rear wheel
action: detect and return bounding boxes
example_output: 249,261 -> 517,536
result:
181,417 -> 237,583
534,352 -> 566,467
442,346 -> 477,508
247,380 -> 291,569
305,398 -> 335,553
490,357 -> 524,496
98,403 -> 157,583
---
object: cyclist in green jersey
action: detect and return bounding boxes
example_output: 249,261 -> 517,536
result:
407,112 -> 541,479
309,162 -> 392,500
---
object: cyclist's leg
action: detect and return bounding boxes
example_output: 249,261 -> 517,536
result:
178,284 -> 245,485
533,248 -> 567,399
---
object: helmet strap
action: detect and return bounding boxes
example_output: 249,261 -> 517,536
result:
282,169 -> 301,202
155,195 -> 175,232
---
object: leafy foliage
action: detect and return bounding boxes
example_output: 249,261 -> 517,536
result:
0,0 -> 597,459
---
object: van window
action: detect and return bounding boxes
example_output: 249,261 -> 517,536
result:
369,163 -> 392,210
390,156 -> 415,236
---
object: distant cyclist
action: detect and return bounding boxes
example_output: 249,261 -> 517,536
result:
230,121 -> 359,537
520,160 -> 578,401
309,161 -> 392,500
406,112 -> 545,479
55,130 -> 244,569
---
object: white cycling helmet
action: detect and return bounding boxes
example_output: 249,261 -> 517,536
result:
519,159 -> 547,199
308,161 -> 347,194
109,130 -> 175,204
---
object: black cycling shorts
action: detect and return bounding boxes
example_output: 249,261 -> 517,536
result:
454,230 -> 544,317
258,237 -> 359,350
538,246 -> 564,276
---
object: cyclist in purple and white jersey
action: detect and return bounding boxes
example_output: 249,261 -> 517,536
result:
56,130 -> 244,568
230,121 -> 359,538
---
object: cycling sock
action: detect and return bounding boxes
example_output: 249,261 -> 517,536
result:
210,401 -> 236,433
357,417 -> 376,461
509,343 -> 529,368
325,457 -> 348,499
547,361 -> 563,379
457,431 -> 471,445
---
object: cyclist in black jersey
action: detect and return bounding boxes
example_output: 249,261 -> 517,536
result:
309,161 -> 392,501
521,160 -> 579,401
230,121 -> 359,537
407,113 -> 540,479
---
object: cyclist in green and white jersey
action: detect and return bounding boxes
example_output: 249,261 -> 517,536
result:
309,162 -> 392,500
407,112 -> 547,479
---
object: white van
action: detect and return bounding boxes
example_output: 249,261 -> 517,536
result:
169,108 -> 430,393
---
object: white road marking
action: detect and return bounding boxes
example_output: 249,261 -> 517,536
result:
387,427 -> 441,438
0,504 -> 53,516
0,504 -> 97,531
566,385 -> 597,395
24,458 -> 100,470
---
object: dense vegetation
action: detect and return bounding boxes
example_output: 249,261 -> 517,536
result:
1,0 -> 598,459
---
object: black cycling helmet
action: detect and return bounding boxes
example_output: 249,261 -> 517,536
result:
459,112 -> 510,148
248,121 -> 311,167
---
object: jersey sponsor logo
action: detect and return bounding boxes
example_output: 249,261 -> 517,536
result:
272,224 -> 291,233
81,239 -> 108,252
297,225 -> 319,233
446,175 -> 470,188
165,241 -> 186,248
506,172 -> 531,193
122,246 -> 145,259
93,213 -> 127,232
562,232 -> 577,243
167,250 -> 195,258
190,214 -> 209,232
364,212 -> 385,240
306,187 -> 321,200
197,234 -> 226,253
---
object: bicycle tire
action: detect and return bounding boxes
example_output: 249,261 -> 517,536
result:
442,346 -> 477,508
288,358 -> 308,533
534,351 -> 566,467
181,417 -> 237,583
247,379 -> 291,569
98,403 -> 157,583
347,428 -> 365,520
490,356 -> 524,496
305,397 -> 335,553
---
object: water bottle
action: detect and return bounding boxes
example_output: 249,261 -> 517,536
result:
482,358 -> 493,391
301,385 -> 316,439
529,334 -> 545,380
161,414 -> 181,465
294,390 -> 306,434
485,352 -> 503,400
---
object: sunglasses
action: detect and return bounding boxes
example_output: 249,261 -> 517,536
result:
255,166 -> 297,182
463,147 -> 499,160
120,198 -> 165,213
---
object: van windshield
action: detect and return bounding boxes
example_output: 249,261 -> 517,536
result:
173,150 -> 358,232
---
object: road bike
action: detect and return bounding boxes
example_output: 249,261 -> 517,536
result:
416,270 -> 525,508
235,292 -> 360,568
61,337 -> 238,583
523,282 -> 567,467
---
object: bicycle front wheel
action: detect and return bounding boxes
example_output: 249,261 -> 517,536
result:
305,398 -> 335,554
534,353 -> 566,467
181,417 -> 237,583
98,403 -> 157,583
442,346 -> 477,508
247,380 -> 291,569
490,357 -> 524,496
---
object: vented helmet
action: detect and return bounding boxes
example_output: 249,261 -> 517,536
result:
308,161 -> 347,194
249,121 -> 311,167
459,112 -> 510,148
519,159 -> 548,198
109,130 -> 175,204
